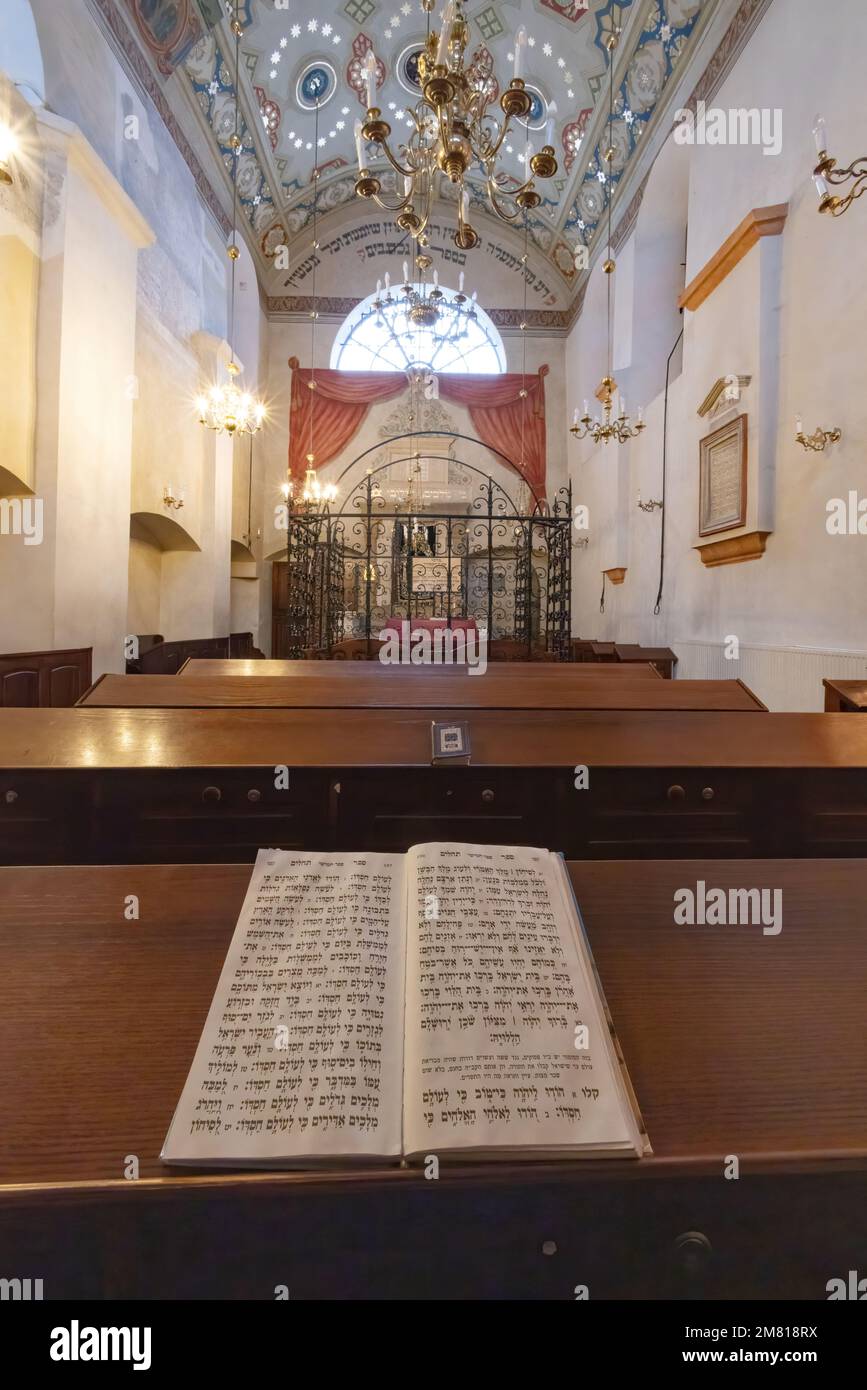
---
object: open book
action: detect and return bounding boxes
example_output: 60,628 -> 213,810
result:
162,844 -> 649,1167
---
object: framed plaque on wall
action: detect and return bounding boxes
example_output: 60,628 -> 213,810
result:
699,413 -> 748,536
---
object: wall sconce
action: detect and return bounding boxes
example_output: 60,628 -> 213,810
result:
636,490 -> 663,512
0,122 -> 18,185
812,115 -> 866,216
795,416 -> 841,452
163,483 -> 185,510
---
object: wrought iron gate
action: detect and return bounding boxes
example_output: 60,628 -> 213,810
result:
274,441 -> 572,659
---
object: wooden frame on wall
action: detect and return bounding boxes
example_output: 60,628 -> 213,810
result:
699,413 -> 748,537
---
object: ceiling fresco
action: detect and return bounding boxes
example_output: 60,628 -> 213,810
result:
120,0 -> 721,299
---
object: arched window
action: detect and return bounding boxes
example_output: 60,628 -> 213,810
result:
330,284 -> 505,374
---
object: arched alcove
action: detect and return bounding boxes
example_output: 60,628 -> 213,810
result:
128,512 -> 202,641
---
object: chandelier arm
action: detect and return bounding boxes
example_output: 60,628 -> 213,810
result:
486,179 -> 523,222
369,189 -> 415,213
414,172 -> 435,238
824,157 -> 867,187
484,114 -> 513,163
376,137 -> 417,181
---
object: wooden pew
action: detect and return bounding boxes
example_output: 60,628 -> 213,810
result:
178,659 -> 664,679
77,673 -> 767,712
823,679 -> 867,712
0,858 -> 863,1298
1,707 -> 866,864
615,644 -> 679,680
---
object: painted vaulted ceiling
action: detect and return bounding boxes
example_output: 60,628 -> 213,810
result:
119,0 -> 720,301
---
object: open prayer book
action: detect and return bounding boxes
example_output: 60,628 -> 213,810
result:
162,844 -> 649,1167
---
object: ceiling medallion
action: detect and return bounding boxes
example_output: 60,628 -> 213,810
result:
524,86 -> 547,131
354,1 -> 558,251
296,61 -> 337,111
397,43 -> 425,96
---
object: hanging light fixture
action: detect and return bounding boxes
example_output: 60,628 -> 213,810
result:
367,260 -> 478,354
570,28 -> 645,447
0,121 -> 18,185
197,1 -> 266,437
281,100 -> 338,512
354,0 -> 557,250
400,457 -> 435,557
811,114 -> 867,217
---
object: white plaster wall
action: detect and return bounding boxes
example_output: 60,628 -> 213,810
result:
566,0 -> 867,707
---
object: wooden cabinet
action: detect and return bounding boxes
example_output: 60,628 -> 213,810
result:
0,772 -> 90,862
0,648 -> 92,707
572,768 -> 777,859
334,769 -> 564,851
90,770 -> 331,862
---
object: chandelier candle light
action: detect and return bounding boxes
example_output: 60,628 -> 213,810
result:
812,114 -> 867,217
354,0 -> 558,248
197,2 -> 266,437
570,28 -> 645,447
794,415 -> 842,452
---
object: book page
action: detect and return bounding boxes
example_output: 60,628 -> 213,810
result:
402,843 -> 638,1157
162,849 -> 406,1166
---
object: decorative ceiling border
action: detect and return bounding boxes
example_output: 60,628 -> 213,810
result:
566,0 -> 711,246
267,295 -> 574,331
88,0 -> 231,237
567,0 -> 775,325
682,0 -> 773,110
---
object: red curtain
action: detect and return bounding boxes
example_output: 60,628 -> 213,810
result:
288,357 -> 405,479
288,359 -> 548,498
439,367 -> 548,499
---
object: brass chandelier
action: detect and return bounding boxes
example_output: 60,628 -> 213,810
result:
353,0 -> 558,248
570,28 -> 645,447
372,259 -> 477,340
197,1 -> 266,437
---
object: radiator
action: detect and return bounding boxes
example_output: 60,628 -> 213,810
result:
672,640 -> 867,712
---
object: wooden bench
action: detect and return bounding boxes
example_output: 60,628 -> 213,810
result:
0,707 -> 865,864
0,858 -> 862,1298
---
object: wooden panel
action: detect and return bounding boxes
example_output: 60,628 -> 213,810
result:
0,648 -> 92,707
0,670 -> 39,707
0,860 -> 862,1300
334,768 -> 564,852
0,771 -> 90,862
91,769 -> 331,863
77,673 -> 767,712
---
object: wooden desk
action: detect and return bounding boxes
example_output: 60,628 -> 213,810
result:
178,658 -> 662,679
2,707 -> 867,864
0,859 -> 863,1299
615,644 -> 679,680
824,679 -> 867,712
79,673 -> 766,712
